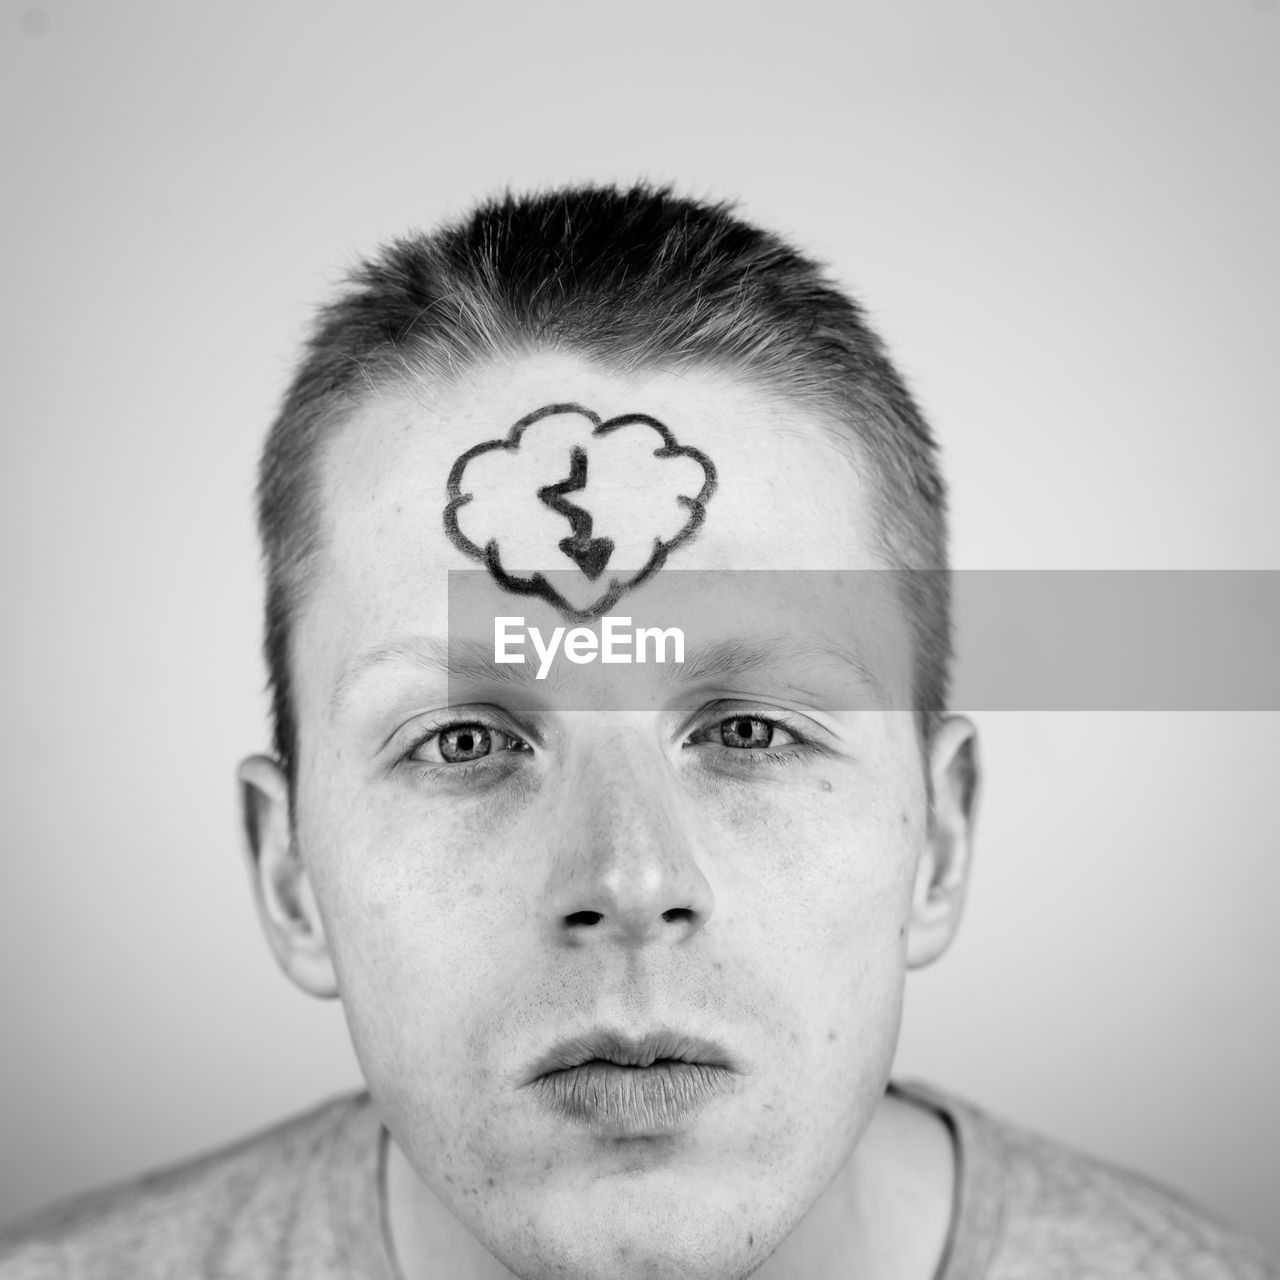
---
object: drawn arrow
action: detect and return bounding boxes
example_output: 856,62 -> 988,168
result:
537,445 -> 615,580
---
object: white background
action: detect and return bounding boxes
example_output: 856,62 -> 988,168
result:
2,0 -> 1277,1253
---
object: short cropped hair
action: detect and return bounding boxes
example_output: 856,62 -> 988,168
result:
257,183 -> 950,783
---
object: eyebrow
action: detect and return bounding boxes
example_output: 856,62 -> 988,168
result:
330,635 -> 533,717
330,630 -> 888,718
677,634 -> 887,702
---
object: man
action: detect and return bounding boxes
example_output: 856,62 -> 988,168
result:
1,184 -> 1273,1279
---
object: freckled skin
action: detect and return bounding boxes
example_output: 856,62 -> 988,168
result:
263,354 -> 964,1280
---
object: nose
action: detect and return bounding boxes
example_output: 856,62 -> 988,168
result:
544,730 -> 715,948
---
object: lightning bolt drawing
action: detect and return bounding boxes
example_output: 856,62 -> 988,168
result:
537,445 -> 615,580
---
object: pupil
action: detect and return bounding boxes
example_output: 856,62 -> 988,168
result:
724,717 -> 770,747
441,725 -> 490,762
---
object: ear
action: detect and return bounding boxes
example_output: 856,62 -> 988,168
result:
237,754 -> 339,999
906,715 -> 980,970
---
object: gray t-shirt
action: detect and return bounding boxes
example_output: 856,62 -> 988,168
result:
1,1080 -> 1275,1278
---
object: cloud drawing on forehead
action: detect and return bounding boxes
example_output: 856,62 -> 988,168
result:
444,403 -> 717,621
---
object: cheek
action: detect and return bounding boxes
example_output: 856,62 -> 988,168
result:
705,770 -> 921,1052
302,749 -> 533,913
706,768 -> 919,934
296,775 -> 532,1078
687,780 -> 919,1172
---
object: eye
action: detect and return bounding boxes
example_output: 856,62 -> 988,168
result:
713,715 -> 798,750
408,722 -> 528,765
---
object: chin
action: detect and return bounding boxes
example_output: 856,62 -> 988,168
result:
487,1177 -> 779,1280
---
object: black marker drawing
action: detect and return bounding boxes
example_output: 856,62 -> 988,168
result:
537,446 -> 615,581
444,403 -> 718,621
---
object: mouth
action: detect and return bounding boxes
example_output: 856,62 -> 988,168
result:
523,1029 -> 741,1136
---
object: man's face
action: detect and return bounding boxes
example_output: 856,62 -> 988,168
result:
250,353 -> 964,1280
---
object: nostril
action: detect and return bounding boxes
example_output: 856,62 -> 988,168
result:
562,907 -> 696,929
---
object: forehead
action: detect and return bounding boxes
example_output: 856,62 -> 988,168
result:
319,352 -> 881,560
300,352 -> 896,702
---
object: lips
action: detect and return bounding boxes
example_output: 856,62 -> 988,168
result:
523,1028 -> 741,1135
